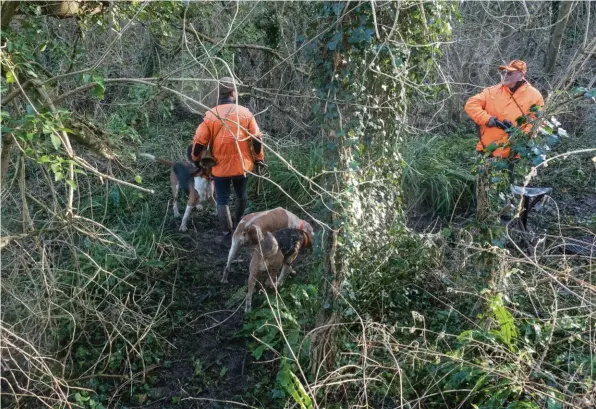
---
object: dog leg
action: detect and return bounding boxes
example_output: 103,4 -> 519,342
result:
246,253 -> 262,312
172,184 -> 180,218
221,237 -> 240,283
179,205 -> 193,232
246,273 -> 256,312
277,264 -> 291,287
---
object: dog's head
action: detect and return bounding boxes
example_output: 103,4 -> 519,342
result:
244,224 -> 264,245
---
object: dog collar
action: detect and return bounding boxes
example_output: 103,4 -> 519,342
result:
301,230 -> 309,247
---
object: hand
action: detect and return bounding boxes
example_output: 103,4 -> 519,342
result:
254,160 -> 267,174
487,117 -> 497,128
503,119 -> 513,129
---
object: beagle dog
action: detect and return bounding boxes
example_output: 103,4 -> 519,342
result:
138,147 -> 215,232
246,227 -> 313,312
221,207 -> 314,283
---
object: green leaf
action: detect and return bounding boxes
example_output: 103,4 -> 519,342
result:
172,396 -> 180,404
92,74 -> 104,86
219,366 -> 228,378
5,71 -> 15,84
92,84 -> 105,99
66,179 -> 77,190
50,133 -> 62,150
194,358 -> 201,376
252,345 -> 265,360
54,172 -> 64,181
135,175 -> 143,184
83,74 -> 91,83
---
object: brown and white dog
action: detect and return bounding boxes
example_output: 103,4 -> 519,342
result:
221,207 -> 314,283
138,150 -> 215,232
246,227 -> 313,312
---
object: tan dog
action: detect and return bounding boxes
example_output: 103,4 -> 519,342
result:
221,207 -> 314,283
246,227 -> 313,312
138,151 -> 215,232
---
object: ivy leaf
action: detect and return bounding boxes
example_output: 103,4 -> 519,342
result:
66,179 -> 77,190
135,175 -> 143,184
5,71 -> 15,83
83,74 -> 91,83
92,84 -> 105,99
327,30 -> 343,51
571,86 -> 588,96
50,133 -> 62,150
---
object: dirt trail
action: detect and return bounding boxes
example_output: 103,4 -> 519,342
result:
143,215 -> 259,409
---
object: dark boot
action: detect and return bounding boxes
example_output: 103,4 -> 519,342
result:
233,198 -> 247,229
215,205 -> 233,246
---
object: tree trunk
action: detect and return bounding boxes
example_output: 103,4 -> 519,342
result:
1,1 -> 20,30
1,133 -> 15,183
544,1 -> 574,77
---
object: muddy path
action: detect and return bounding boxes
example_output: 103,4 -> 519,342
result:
142,214 -> 264,409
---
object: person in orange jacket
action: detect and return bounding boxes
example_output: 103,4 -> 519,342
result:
191,76 -> 265,245
465,60 -> 544,160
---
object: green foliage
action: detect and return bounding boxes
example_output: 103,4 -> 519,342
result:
487,293 -> 518,350
242,284 -> 317,361
401,133 -> 477,216
241,284 -> 318,403
248,139 -> 326,213
276,358 -> 313,409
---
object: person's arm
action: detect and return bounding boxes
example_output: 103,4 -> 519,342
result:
248,116 -> 264,162
192,121 -> 210,164
464,88 -> 492,126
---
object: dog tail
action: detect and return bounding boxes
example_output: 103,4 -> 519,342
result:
173,163 -> 193,195
138,152 -> 175,167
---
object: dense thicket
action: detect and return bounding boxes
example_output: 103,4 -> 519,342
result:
1,1 -> 594,408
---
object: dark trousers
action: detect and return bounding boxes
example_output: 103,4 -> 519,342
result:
213,175 -> 248,206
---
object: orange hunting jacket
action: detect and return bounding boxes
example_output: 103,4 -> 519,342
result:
192,104 -> 264,178
464,82 -> 544,158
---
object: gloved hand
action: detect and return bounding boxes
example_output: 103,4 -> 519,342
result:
254,160 -> 267,174
487,117 -> 497,128
502,119 -> 513,129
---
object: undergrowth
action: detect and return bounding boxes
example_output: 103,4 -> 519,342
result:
401,132 -> 477,218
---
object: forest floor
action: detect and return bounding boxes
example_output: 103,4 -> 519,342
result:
140,212 -> 264,409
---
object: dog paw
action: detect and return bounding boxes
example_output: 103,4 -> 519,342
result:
220,277 -> 228,284
179,226 -> 188,232
173,212 -> 180,218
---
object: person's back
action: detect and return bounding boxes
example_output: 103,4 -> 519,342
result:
200,103 -> 260,178
191,77 -> 265,245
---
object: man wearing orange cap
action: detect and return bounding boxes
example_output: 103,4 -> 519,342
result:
191,76 -> 265,245
465,60 -> 544,160
465,60 -> 544,222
